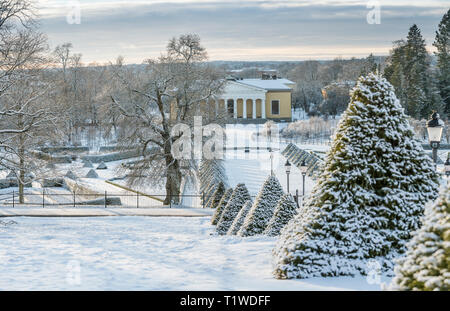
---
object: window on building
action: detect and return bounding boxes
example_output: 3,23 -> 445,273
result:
227,99 -> 234,114
271,100 -> 280,115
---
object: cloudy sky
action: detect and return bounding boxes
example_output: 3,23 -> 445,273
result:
36,0 -> 449,64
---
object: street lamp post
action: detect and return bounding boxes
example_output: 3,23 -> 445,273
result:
426,111 -> 444,166
269,147 -> 274,176
299,160 -> 308,197
285,160 -> 291,193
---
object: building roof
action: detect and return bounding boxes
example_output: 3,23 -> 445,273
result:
236,78 -> 295,91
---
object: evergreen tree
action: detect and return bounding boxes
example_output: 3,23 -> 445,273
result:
384,40 -> 407,106
199,159 -> 228,208
385,25 -> 442,119
389,185 -> 450,291
203,183 -> 218,207
434,9 -> 450,115
216,183 -> 251,235
238,175 -> 284,237
211,188 -> 233,225
264,194 -> 298,237
206,182 -> 225,209
361,53 -> 378,76
273,73 -> 439,279
227,200 -> 253,235
199,159 -> 228,194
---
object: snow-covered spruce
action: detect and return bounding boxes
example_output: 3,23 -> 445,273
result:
264,194 -> 298,237
216,184 -> 251,235
199,159 -> 228,195
85,169 -> 99,178
238,175 -> 284,237
206,182 -> 225,209
227,200 -> 253,235
203,183 -> 217,208
273,73 -> 439,279
211,188 -> 233,225
65,170 -> 77,180
96,161 -> 108,170
389,185 -> 449,291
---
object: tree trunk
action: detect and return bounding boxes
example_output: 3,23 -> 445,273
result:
18,162 -> 24,204
164,143 -> 182,205
18,114 -> 25,204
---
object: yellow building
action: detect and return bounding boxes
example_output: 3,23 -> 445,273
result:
170,75 -> 295,123
216,76 -> 295,122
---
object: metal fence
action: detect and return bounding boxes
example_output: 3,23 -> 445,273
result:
0,190 -> 305,209
0,190 -> 211,209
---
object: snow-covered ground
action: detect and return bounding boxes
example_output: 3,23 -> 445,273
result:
0,216 -> 390,290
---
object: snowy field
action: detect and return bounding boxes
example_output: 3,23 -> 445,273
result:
0,216 -> 390,291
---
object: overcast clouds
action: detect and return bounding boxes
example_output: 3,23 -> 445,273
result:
36,0 -> 450,64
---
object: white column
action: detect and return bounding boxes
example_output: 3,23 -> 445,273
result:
261,98 -> 266,119
243,98 -> 247,119
252,99 -> 256,119
215,100 -> 219,117
233,99 -> 237,119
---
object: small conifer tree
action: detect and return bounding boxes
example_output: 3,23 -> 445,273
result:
227,200 -> 253,236
389,185 -> 449,291
216,183 -> 251,235
211,188 -> 233,225
206,182 -> 225,209
238,175 -> 284,237
264,194 -> 298,237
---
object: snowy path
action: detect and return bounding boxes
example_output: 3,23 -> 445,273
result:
0,208 -> 213,217
0,217 -> 388,290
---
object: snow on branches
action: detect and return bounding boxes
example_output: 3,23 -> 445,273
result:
211,187 -> 233,226
264,194 -> 298,237
238,175 -> 284,237
389,185 -> 450,291
216,183 -> 251,235
273,73 -> 439,279
228,200 -> 253,236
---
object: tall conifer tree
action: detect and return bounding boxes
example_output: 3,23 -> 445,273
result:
273,73 -> 439,279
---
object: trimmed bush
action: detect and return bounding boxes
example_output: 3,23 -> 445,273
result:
238,175 -> 284,237
389,185 -> 450,291
211,188 -> 233,225
228,200 -> 253,236
264,194 -> 298,237
216,184 -> 251,235
206,182 -> 225,209
85,169 -> 99,178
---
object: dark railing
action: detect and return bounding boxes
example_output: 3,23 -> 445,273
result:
0,190 -> 306,209
0,191 -> 212,209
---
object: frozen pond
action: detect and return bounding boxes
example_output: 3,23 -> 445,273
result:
0,216 -> 387,290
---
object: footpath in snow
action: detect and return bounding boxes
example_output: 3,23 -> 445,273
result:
0,207 -> 213,217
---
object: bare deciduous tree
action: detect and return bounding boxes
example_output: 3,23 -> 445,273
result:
0,0 -> 57,202
106,34 -> 226,204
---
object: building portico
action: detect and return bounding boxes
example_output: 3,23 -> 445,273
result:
216,80 -> 267,120
214,76 -> 295,122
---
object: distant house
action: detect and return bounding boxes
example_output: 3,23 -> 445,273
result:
218,74 -> 295,122
170,73 -> 295,123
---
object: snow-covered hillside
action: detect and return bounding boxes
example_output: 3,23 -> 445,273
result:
0,216 -> 390,290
